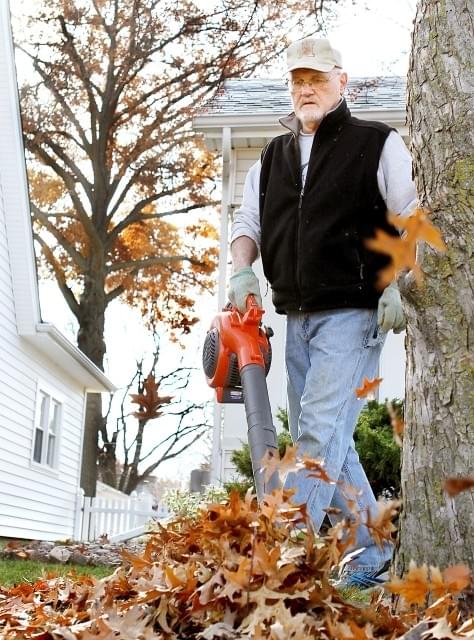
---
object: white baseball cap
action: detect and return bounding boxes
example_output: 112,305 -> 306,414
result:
287,37 -> 343,73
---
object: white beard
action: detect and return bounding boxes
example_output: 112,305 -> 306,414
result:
296,105 -> 325,131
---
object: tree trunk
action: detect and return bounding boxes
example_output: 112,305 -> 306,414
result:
78,268 -> 107,497
397,0 -> 474,572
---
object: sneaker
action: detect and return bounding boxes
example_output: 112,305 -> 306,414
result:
334,560 -> 390,590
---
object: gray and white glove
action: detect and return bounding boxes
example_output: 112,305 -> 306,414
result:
228,266 -> 262,314
377,282 -> 406,333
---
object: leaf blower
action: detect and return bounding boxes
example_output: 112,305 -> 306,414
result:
203,295 -> 280,502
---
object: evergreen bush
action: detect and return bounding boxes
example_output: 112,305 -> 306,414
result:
353,399 -> 402,498
229,400 -> 402,498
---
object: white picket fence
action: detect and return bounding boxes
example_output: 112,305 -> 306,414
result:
75,490 -> 169,543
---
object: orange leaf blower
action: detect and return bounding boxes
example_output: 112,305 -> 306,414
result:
203,295 -> 280,502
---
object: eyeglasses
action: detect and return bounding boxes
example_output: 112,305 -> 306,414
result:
288,71 -> 340,92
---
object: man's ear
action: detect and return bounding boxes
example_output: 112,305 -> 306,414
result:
339,71 -> 348,95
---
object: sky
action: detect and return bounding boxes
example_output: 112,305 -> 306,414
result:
324,0 -> 416,77
27,0 -> 417,487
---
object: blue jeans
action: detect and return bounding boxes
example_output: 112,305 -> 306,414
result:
284,308 -> 392,571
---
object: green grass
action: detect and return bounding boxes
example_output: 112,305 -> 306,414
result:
0,558 -> 113,588
337,585 -> 373,605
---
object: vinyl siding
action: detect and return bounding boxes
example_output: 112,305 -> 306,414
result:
231,147 -> 260,207
0,137 -> 85,544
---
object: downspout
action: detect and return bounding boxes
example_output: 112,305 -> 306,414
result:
211,126 -> 232,485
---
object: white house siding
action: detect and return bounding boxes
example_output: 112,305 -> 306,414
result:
0,182 -> 86,540
230,147 -> 260,206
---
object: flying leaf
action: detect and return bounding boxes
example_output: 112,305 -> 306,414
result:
300,457 -> 334,484
388,207 -> 446,251
365,499 -> 401,548
386,561 -> 430,605
441,564 -> 471,595
443,475 -> 474,497
365,231 -> 418,288
130,373 -> 173,421
387,401 -> 405,446
366,208 -> 446,289
355,376 -> 383,399
261,445 -> 299,483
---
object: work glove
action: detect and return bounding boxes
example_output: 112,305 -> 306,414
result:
228,266 -> 262,314
377,282 -> 406,334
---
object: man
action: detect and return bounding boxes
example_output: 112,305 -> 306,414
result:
228,37 -> 416,589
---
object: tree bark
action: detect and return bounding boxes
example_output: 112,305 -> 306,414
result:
397,0 -> 474,572
78,263 -> 107,497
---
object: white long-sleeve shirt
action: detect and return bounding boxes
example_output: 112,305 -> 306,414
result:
231,130 -> 417,249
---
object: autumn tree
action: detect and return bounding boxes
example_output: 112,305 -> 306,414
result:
15,0 -> 326,495
397,0 -> 474,571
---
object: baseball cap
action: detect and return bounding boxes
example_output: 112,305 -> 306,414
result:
287,37 -> 343,73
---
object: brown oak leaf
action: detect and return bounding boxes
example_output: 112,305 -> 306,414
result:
130,373 -> 173,420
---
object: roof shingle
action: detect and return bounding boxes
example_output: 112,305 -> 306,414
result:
201,77 -> 407,116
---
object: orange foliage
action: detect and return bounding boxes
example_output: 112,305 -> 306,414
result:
355,376 -> 383,399
387,400 -> 405,446
443,475 -> 474,497
366,207 -> 446,289
0,484 -> 471,638
21,0 -> 321,338
387,560 -> 471,608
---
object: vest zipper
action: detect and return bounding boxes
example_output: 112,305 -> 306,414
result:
296,185 -> 304,310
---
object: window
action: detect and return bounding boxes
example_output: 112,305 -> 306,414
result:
32,389 -> 62,468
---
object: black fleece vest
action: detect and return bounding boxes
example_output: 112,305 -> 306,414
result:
259,99 -> 398,314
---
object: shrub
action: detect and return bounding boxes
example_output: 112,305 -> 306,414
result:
229,401 -> 402,498
353,399 -> 402,498
162,485 -> 228,519
223,478 -> 254,498
229,410 -> 292,489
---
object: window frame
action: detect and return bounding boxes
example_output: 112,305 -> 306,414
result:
31,382 -> 64,472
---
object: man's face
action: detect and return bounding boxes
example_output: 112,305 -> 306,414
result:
289,68 -> 347,133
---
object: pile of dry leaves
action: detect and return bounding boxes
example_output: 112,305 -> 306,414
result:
0,476 -> 472,639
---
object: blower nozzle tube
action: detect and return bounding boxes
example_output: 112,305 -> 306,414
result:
240,363 -> 280,502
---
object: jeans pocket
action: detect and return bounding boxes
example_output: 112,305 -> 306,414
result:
363,312 -> 386,348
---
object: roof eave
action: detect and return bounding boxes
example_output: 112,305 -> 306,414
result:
22,323 -> 116,393
194,108 -> 408,149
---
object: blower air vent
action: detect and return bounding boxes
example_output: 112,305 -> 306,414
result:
226,353 -> 241,387
202,328 -> 219,379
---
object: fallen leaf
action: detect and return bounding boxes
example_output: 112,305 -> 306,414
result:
422,617 -> 463,639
